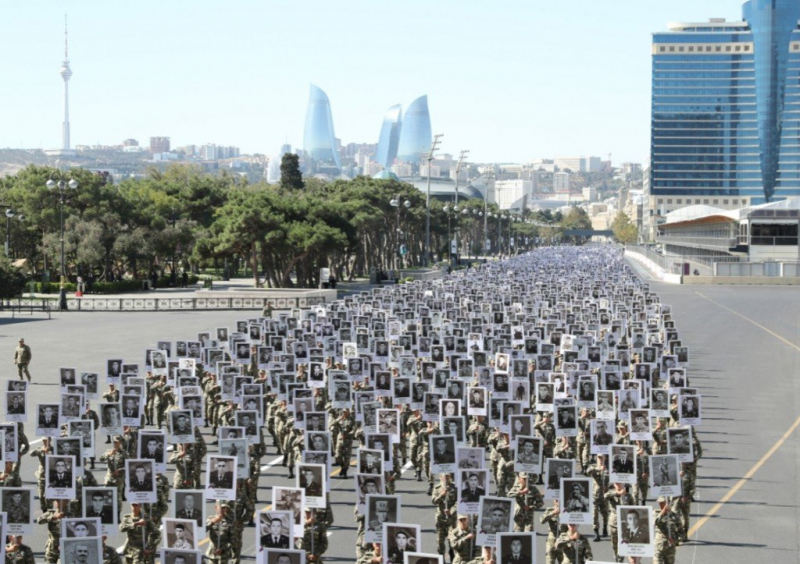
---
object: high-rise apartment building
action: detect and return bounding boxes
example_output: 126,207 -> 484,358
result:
553,172 -> 570,193
649,0 -> 800,218
149,137 -> 170,153
494,180 -> 533,210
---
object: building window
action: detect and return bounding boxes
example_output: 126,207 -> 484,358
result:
713,199 -> 719,204
657,199 -> 663,205
677,199 -> 683,204
716,46 -> 721,52
679,46 -> 685,52
669,47 -> 675,52
726,46 -> 732,51
660,46 -> 666,52
751,223 -> 799,246
688,46 -> 694,52
667,199 -> 673,204
723,199 -> 729,205
703,199 -> 710,204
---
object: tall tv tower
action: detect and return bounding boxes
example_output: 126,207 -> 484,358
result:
60,15 -> 72,152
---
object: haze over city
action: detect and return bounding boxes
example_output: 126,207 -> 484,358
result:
1,0 -> 740,162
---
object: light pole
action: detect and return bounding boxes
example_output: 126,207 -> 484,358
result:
3,207 -> 14,257
483,169 -> 493,257
424,134 -> 443,268
46,173 -> 79,311
453,150 -> 469,267
390,195 -> 411,268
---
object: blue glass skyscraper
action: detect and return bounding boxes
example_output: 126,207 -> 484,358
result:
304,84 -> 341,170
375,104 -> 403,168
649,0 -> 800,214
396,95 -> 432,164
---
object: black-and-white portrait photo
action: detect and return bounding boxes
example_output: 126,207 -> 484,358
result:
84,487 -> 117,528
365,494 -> 400,544
45,455 -> 76,499
649,454 -> 682,497
163,518 -> 197,550
272,487 -> 305,534
160,549 -> 201,564
126,459 -> 156,503
60,536 -> 102,564
1,488 -> 32,532
169,410 -> 195,443
37,404 -> 60,437
617,505 -> 654,558
559,478 -> 592,525
264,549 -> 306,564
497,532 -> 535,564
206,455 -> 237,500
258,510 -> 294,550
429,435 -> 456,474
383,523 -> 420,564
476,496 -> 514,546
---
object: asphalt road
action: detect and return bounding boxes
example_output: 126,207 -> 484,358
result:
2,265 -> 800,562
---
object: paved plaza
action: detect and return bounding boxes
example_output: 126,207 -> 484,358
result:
1,256 -> 799,563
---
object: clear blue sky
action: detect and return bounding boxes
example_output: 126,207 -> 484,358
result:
0,0 -> 743,164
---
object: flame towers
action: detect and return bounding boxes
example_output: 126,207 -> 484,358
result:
375,104 -> 402,168
396,95 -> 432,165
303,84 -> 341,171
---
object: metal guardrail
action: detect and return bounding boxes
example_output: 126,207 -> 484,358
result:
4,296 -> 327,312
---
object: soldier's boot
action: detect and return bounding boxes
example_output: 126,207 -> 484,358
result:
281,457 -> 288,467
593,528 -> 602,542
415,469 -> 422,482
340,465 -> 348,479
90,457 -> 96,470
448,548 -> 455,562
427,483 -> 433,495
288,465 -> 295,479
602,524 -> 608,538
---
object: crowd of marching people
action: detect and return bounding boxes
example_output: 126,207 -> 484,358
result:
6,245 -> 701,564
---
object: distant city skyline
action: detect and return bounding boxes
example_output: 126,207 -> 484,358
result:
0,0 -> 743,163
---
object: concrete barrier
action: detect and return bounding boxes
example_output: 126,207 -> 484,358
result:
624,250 -> 683,284
682,276 -> 800,286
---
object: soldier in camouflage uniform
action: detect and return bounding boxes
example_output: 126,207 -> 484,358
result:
632,441 -> 649,505
120,502 -> 159,564
466,415 -> 488,449
417,422 -> 437,495
206,502 -> 235,564
332,409 -> 355,478
12,423 -> 29,476
535,413 -> 556,465
286,427 -> 304,479
576,409 -> 592,473
100,435 -> 128,503
431,472 -> 457,559
405,410 -> 424,478
554,524 -> 594,564
540,500 -> 564,564
0,461 -> 21,488
298,509 -> 329,563
654,497 -> 682,564
169,444 -> 199,490
449,515 -> 481,564
37,500 -> 67,564
141,473 -> 171,525
30,436 -> 52,512
604,483 -> 634,561
102,536 -> 122,564
494,434 -> 515,497
5,535 -> 35,564
508,473 -> 541,531
487,428 -> 502,480
585,453 -> 610,541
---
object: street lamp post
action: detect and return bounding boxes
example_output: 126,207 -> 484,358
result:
453,150 -> 469,267
424,134 -> 443,268
4,208 -> 14,257
46,174 -> 79,311
390,196 -> 411,268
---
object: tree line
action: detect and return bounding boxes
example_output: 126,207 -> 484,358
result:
0,158 -> 598,289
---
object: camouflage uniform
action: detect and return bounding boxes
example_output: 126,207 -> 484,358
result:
36,507 -> 65,564
508,476 -> 540,531
585,461 -> 610,537
119,512 -> 159,564
431,478 -> 457,555
540,506 -> 563,564
576,415 -> 592,471
169,449 -> 199,490
535,419 -> 556,461
554,531 -> 594,564
633,447 -> 649,505
405,413 -> 424,476
605,487 -> 634,560
206,506 -> 235,564
99,443 -> 128,502
332,414 -> 355,478
103,542 -> 123,564
297,514 -> 329,563
5,542 -> 35,564
494,438 -> 515,497
654,506 -> 682,564
449,522 -> 480,564
29,443 -> 51,512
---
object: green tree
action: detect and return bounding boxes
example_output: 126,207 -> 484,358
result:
0,257 -> 26,298
280,154 -> 305,190
611,211 -> 639,244
560,206 -> 593,245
